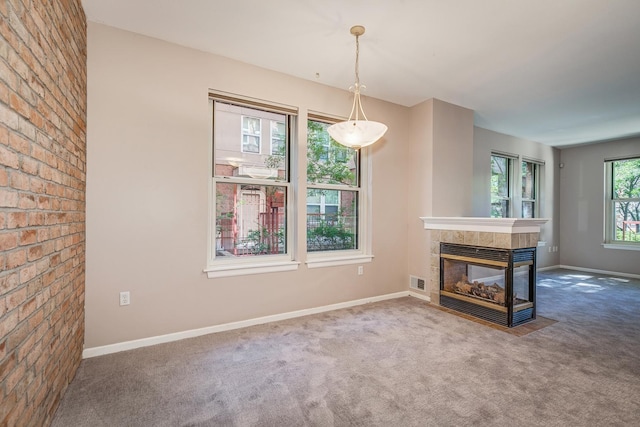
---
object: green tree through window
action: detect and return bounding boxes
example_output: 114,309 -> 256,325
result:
307,119 -> 359,252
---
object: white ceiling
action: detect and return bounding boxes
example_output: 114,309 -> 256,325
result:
81,0 -> 640,147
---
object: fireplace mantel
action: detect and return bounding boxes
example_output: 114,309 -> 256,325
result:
421,217 -> 549,234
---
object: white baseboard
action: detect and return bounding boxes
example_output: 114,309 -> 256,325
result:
537,265 -> 561,272
557,265 -> 640,280
408,291 -> 431,302
83,291 -> 415,359
537,264 -> 640,279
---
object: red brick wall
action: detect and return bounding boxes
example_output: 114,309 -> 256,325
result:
0,0 -> 86,425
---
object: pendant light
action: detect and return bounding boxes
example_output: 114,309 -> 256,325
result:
327,25 -> 388,149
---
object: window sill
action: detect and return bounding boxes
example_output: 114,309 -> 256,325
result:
306,254 -> 373,269
602,243 -> 640,252
204,260 -> 300,278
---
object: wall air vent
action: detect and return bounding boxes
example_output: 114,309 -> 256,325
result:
410,275 -> 426,291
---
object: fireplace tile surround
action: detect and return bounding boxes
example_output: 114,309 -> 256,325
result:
421,217 -> 549,304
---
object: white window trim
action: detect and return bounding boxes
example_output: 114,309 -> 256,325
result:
491,153 -> 545,219
491,153 -> 515,218
206,97 -> 299,278
521,160 -> 541,219
603,158 -> 640,247
602,243 -> 640,251
205,259 -> 300,278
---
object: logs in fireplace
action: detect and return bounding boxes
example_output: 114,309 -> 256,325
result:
439,243 -> 536,327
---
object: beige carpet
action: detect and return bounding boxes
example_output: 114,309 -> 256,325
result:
52,269 -> 640,426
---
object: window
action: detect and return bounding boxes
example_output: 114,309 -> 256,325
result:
270,121 -> 285,155
307,118 -> 359,253
208,98 -> 297,277
521,160 -> 539,218
605,157 -> 640,246
206,95 -> 373,277
491,154 -> 513,218
241,116 -> 261,153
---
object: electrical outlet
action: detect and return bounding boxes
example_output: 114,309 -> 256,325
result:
119,291 -> 130,306
357,266 -> 364,275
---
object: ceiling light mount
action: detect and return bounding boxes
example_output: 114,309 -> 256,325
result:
350,25 -> 365,37
327,25 -> 387,150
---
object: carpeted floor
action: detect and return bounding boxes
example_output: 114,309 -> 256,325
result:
52,269 -> 640,426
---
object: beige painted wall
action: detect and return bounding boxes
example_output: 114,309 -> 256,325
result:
472,127 -> 561,268
85,23 -> 411,348
559,137 -> 640,275
406,99 -> 474,296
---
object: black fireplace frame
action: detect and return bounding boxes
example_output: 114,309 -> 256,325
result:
439,243 -> 537,327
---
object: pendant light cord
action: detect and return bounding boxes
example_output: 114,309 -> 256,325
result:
349,32 -> 368,122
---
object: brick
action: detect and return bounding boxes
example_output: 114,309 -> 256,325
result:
9,92 -> 30,118
0,144 -> 20,169
0,272 -> 20,294
27,244 -> 42,261
20,156 -> 39,175
18,296 -> 36,322
8,131 -> 30,156
0,101 -> 20,130
5,360 -> 26,395
6,249 -> 26,269
17,192 -> 36,209
7,212 -> 27,228
0,231 -> 18,250
0,188 -> 19,207
7,286 -> 27,311
9,171 -> 30,190
7,316 -> 32,350
0,0 -> 86,425
20,263 -> 37,282
0,309 -> 19,338
0,79 -> 8,103
19,229 -> 36,245
0,352 -> 17,382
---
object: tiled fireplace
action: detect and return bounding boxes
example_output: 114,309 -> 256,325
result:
421,217 -> 548,326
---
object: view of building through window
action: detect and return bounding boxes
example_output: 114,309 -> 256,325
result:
211,100 -> 364,260
213,101 -> 289,257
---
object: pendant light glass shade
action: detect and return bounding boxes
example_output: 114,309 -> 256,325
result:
328,26 -> 387,149
327,119 -> 388,149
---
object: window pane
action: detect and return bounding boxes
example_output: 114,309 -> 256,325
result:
214,102 -> 286,180
614,201 -> 640,242
271,121 -> 285,155
307,120 -> 357,186
215,183 -> 286,256
242,116 -> 261,154
307,189 -> 358,252
522,201 -> 535,219
613,159 -> 640,199
611,158 -> 640,243
491,155 -> 509,198
491,199 -> 510,218
491,155 -> 511,218
522,161 -> 536,200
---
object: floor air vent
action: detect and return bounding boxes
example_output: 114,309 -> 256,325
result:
410,275 -> 426,291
